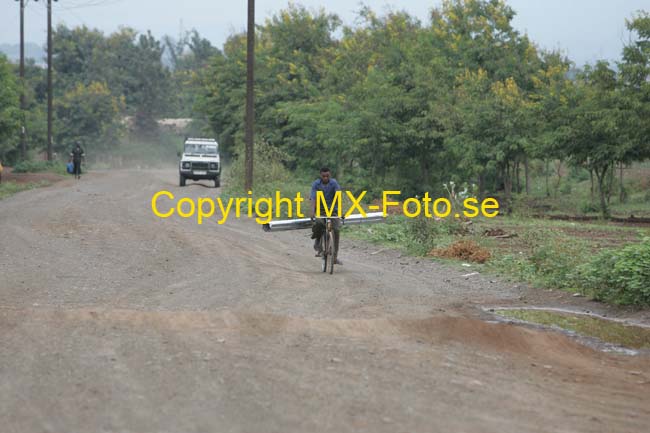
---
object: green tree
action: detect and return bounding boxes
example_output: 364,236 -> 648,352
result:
193,1 -> 648,203
53,25 -> 171,132
619,11 -> 650,180
567,62 -> 626,217
165,29 -> 221,117
0,54 -> 21,160
194,35 -> 242,154
527,52 -> 575,197
52,25 -> 105,89
21,59 -> 49,156
54,82 -> 125,157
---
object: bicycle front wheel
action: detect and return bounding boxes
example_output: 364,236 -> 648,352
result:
321,233 -> 328,273
328,232 -> 335,274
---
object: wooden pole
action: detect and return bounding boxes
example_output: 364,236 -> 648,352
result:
244,0 -> 255,190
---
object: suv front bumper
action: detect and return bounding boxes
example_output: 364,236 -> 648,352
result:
180,169 -> 220,180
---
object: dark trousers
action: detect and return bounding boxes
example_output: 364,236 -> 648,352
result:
73,161 -> 81,177
312,218 -> 341,256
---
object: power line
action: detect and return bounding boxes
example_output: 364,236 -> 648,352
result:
57,0 -> 124,11
28,1 -> 45,16
56,3 -> 88,26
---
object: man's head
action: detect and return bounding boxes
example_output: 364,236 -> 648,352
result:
319,167 -> 331,184
75,143 -> 81,149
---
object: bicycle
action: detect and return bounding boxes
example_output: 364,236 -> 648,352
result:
316,216 -> 341,274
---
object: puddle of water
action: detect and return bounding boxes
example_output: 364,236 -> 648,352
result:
493,308 -> 650,351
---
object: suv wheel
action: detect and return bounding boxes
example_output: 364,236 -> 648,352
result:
214,177 -> 220,188
179,174 -> 186,187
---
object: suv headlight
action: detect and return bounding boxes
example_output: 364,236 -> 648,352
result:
209,162 -> 219,170
182,162 -> 191,169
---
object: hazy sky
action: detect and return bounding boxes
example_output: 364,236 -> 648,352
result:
1,0 -> 648,66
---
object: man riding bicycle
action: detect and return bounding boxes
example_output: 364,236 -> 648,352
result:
310,167 -> 343,265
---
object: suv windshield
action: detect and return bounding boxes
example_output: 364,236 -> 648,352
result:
185,143 -> 218,155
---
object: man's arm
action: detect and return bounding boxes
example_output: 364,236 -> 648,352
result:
310,181 -> 317,219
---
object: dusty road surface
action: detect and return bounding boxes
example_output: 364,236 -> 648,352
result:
1,169 -> 649,433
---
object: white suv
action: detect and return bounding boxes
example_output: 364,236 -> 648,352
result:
178,138 -> 221,187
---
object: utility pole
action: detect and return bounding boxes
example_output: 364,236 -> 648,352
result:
18,0 -> 27,159
244,0 -> 254,191
46,0 -> 54,161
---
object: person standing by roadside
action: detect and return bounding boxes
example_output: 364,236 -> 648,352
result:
69,143 -> 85,180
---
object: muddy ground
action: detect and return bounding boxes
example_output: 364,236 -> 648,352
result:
0,169 -> 649,433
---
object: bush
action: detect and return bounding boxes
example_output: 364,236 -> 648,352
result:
576,237 -> 650,306
569,166 -> 590,182
359,218 -> 411,244
580,201 -> 599,214
12,160 -> 65,174
485,230 -> 591,289
228,140 -> 293,192
407,216 -> 446,248
487,252 -> 536,281
221,140 -> 305,219
404,215 -> 467,255
346,215 -> 459,255
559,181 -> 572,195
486,230 -> 650,307
528,235 -> 591,289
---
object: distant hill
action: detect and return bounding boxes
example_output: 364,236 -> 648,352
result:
0,42 -> 45,64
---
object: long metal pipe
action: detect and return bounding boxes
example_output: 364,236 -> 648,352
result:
263,212 -> 386,232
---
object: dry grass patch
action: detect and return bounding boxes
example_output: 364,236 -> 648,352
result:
428,240 -> 491,263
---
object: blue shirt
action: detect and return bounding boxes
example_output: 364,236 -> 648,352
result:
310,178 -> 341,216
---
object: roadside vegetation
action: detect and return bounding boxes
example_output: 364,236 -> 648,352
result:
0,180 -> 51,200
0,161 -> 65,199
11,160 -> 67,175
197,1 -> 650,221
346,215 -> 650,307
0,23 -> 215,168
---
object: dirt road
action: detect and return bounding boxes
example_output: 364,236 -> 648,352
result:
1,169 -> 649,433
